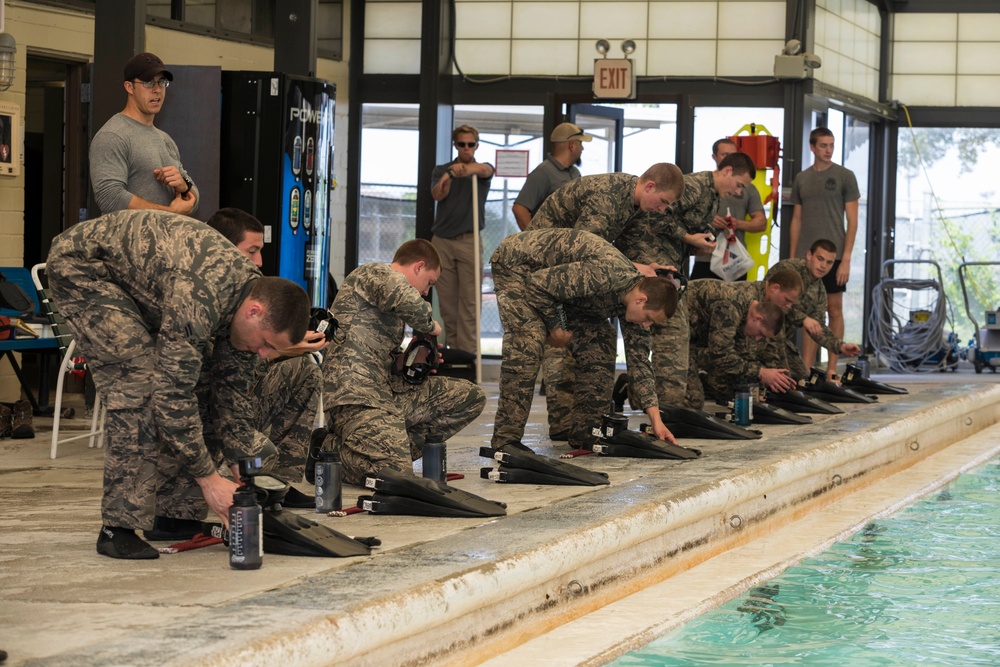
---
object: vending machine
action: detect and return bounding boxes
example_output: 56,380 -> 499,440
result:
220,72 -> 335,307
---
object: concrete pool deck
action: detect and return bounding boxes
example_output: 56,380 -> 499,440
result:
2,374 -> 999,666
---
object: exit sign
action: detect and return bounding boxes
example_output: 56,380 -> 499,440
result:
593,59 -> 636,100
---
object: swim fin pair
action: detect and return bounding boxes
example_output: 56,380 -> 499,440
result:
480,446 -> 610,486
802,367 -> 878,403
593,425 -> 701,459
840,364 -> 908,395
206,511 -> 377,558
359,467 -> 507,518
657,406 -> 762,440
760,388 -> 844,414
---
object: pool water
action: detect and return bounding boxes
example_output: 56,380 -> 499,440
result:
611,459 -> 1000,666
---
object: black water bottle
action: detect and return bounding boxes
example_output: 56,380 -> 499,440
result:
422,437 -> 447,483
229,487 -> 262,570
315,450 -> 343,512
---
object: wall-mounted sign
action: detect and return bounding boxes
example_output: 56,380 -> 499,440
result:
593,59 -> 635,100
494,149 -> 529,178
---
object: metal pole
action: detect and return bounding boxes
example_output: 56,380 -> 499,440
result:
472,175 -> 482,384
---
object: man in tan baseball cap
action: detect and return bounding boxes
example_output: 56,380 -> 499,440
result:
512,122 -> 593,231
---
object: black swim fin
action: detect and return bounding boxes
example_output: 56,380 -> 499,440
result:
802,368 -> 878,403
761,389 -> 844,414
750,401 -> 814,424
594,428 -> 701,459
479,447 -> 610,486
359,467 -> 507,518
840,365 -> 908,395
657,406 -> 762,440
262,510 -> 374,558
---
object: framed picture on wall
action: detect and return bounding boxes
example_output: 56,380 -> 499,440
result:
0,101 -> 21,177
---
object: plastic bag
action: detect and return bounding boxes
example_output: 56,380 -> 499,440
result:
710,226 -> 754,281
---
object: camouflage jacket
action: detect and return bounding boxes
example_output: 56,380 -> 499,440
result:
491,228 -> 658,409
47,210 -> 263,479
686,278 -> 762,380
615,171 -> 719,267
324,262 -> 436,409
526,173 -> 641,243
768,258 -> 842,351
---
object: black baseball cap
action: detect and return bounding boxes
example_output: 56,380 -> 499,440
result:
123,52 -> 174,82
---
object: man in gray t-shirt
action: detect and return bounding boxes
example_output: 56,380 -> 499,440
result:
788,127 -> 861,378
430,124 -> 495,354
90,52 -> 198,216
511,122 -> 591,230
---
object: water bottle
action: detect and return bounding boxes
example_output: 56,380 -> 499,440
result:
733,381 -> 751,426
229,486 -> 262,570
857,354 -> 870,379
422,438 -> 447,483
315,450 -> 343,512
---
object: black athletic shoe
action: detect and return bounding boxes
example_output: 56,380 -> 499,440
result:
305,427 -> 328,485
96,526 -> 159,559
142,516 -> 204,542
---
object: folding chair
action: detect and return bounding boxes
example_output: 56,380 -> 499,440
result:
31,264 -> 106,459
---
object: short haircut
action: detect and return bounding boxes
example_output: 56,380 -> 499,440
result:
810,127 -> 835,145
765,268 -> 803,294
393,238 -> 441,270
719,152 -> 757,180
207,208 -> 264,246
712,138 -> 737,155
637,277 -> 678,318
638,163 -> 685,200
809,238 -> 837,255
250,276 -> 310,343
754,301 -> 785,335
452,124 -> 479,142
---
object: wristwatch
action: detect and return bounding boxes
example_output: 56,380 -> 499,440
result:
181,175 -> 195,194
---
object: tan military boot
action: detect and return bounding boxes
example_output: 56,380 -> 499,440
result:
11,399 -> 34,439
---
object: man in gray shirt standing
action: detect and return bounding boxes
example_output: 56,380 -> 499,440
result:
788,127 -> 860,378
90,52 -> 198,215
430,124 -> 494,355
511,122 -> 591,230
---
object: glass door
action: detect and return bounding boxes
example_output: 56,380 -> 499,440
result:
568,104 -> 625,175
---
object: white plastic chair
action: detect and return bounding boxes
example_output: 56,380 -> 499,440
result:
31,264 -> 106,459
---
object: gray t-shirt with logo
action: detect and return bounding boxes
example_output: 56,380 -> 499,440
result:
790,163 -> 860,258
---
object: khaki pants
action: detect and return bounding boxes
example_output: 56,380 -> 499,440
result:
432,233 -> 482,353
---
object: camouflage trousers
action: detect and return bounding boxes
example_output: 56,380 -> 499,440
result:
782,336 -> 809,381
327,376 -> 485,486
47,263 -> 222,530
540,345 -> 574,436
649,297 -> 696,408
492,274 -> 616,451
255,356 -> 322,481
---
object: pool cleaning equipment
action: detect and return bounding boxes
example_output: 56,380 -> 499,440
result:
958,261 -> 1000,374
868,260 -> 959,373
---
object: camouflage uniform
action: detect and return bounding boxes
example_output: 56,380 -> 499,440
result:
46,210 -> 268,531
197,354 -> 322,483
525,173 -> 645,436
323,262 -> 486,486
766,258 -> 844,380
490,228 -> 657,451
685,279 -> 765,406
617,172 -> 721,407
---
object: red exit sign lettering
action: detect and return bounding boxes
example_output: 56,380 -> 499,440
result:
593,59 -> 635,99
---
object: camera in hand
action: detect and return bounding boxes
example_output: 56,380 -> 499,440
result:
308,307 -> 338,342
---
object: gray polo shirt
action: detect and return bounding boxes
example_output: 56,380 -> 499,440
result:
431,160 -> 493,238
514,155 -> 581,216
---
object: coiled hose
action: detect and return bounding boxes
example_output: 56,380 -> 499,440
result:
868,277 -> 952,372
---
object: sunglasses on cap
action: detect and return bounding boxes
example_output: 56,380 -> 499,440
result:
455,141 -> 478,148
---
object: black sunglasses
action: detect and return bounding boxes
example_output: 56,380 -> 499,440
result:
455,141 -> 478,148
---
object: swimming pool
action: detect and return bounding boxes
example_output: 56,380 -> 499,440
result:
610,458 -> 1000,666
